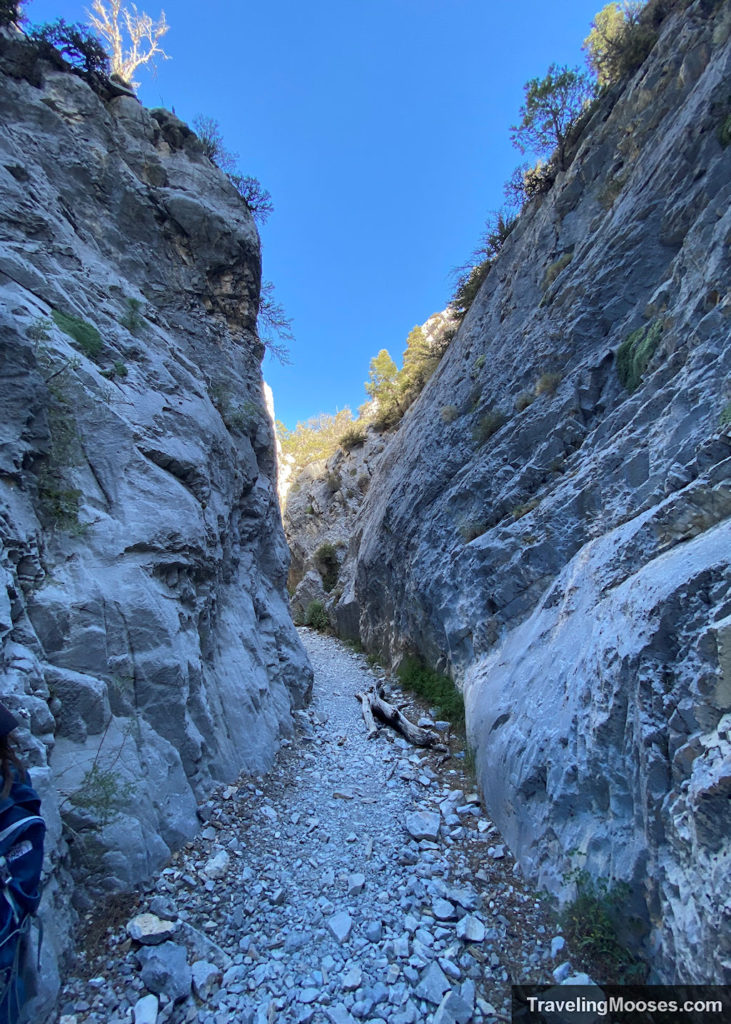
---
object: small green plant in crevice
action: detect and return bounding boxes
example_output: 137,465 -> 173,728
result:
472,408 -> 506,445
470,353 -> 486,378
542,252 -> 573,291
511,498 -> 540,520
120,297 -> 145,335
71,762 -> 135,828
304,600 -> 329,632
226,400 -> 262,434
459,519 -> 488,543
720,400 -> 731,428
440,404 -> 458,424
325,470 -> 342,494
101,361 -> 128,380
314,542 -> 339,593
463,744 -> 477,781
515,391 -> 535,412
397,656 -> 465,731
560,867 -> 644,981
52,309 -> 103,360
616,319 -> 663,392
27,316 -> 53,343
37,478 -> 82,531
718,113 -> 731,148
535,371 -> 562,397
599,169 -> 630,209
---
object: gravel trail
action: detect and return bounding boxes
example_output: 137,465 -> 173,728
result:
58,630 -> 563,1024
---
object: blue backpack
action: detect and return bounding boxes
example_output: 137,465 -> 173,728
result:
0,774 -> 45,1024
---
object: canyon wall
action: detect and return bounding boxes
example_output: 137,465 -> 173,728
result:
287,0 -> 731,981
0,34 -> 311,1015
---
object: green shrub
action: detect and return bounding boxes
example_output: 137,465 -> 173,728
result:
515,391 -> 535,412
542,252 -> 573,290
440,404 -> 458,424
718,113 -> 731,149
459,520 -> 488,543
325,470 -> 341,493
314,542 -> 339,593
472,408 -> 506,444
357,474 -> 371,494
616,320 -> 663,391
30,19 -> 110,75
397,656 -> 465,730
561,868 -> 643,981
512,498 -> 540,519
583,0 -> 683,88
71,762 -> 135,827
599,169 -> 630,209
101,361 -> 128,380
535,371 -> 562,397
471,354 -> 486,378
52,309 -> 103,360
304,600 -> 329,632
38,479 -> 82,530
120,298 -> 144,334
28,317 -> 52,343
719,400 -> 731,428
339,424 -> 366,450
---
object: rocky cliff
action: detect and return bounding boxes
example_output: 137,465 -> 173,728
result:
286,0 -> 731,982
0,33 -> 312,1015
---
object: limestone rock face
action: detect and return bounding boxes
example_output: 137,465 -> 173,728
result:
0,38 -> 311,1015
309,2 -> 729,981
283,429 -> 388,628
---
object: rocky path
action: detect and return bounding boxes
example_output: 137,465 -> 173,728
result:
58,631 -> 569,1024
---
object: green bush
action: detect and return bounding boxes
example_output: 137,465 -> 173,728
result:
535,371 -> 562,397
719,400 -> 731,428
542,252 -> 573,290
510,64 -> 594,172
101,361 -> 128,380
515,391 -> 535,412
718,113 -> 731,149
616,320 -> 663,391
38,478 -> 82,530
561,868 -> 643,981
459,519 -> 488,543
30,19 -> 110,75
339,424 -> 366,450
512,498 -> 540,519
583,0 -> 685,88
52,309 -> 103,360
314,542 -> 339,593
440,404 -> 458,424
120,298 -> 144,334
304,600 -> 329,632
472,408 -> 506,444
397,656 -> 465,730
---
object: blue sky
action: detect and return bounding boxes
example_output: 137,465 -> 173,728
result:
26,0 -> 603,428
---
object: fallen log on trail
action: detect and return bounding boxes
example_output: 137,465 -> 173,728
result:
355,687 -> 445,749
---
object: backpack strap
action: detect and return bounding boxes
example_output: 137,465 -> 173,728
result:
0,819 -> 44,850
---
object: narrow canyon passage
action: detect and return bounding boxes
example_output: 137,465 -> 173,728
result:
59,632 -> 566,1024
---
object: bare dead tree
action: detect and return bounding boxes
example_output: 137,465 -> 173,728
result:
87,0 -> 169,86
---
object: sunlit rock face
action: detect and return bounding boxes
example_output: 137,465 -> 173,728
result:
319,1 -> 729,982
0,35 -> 311,1015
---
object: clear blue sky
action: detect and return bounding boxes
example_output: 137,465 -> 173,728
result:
26,0 -> 602,429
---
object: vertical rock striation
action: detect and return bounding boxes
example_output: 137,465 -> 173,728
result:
305,0 -> 729,981
0,35 -> 311,1014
